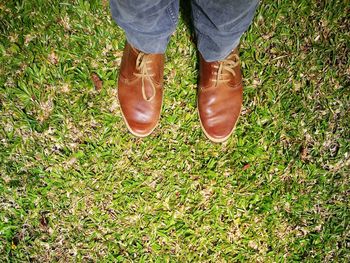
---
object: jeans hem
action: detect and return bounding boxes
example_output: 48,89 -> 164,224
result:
198,37 -> 241,62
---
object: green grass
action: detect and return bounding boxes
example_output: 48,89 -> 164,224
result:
0,0 -> 349,261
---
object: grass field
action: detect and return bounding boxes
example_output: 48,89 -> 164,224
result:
0,0 -> 349,261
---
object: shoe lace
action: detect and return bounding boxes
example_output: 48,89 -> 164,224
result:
133,52 -> 156,101
212,53 -> 240,87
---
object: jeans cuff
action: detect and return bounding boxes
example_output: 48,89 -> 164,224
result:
198,37 -> 241,62
125,32 -> 170,54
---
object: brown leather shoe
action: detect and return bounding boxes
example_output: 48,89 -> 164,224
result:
118,43 -> 164,137
198,49 -> 243,143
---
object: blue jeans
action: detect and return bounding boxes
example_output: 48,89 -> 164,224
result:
110,0 -> 258,62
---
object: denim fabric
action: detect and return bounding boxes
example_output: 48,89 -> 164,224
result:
110,0 -> 258,62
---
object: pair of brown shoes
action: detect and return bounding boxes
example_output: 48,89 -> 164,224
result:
118,43 -> 243,143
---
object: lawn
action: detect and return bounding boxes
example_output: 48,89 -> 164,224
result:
0,0 -> 349,261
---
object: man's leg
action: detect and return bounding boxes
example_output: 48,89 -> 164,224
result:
192,0 -> 258,142
110,0 -> 179,137
110,0 -> 179,54
192,0 -> 259,62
